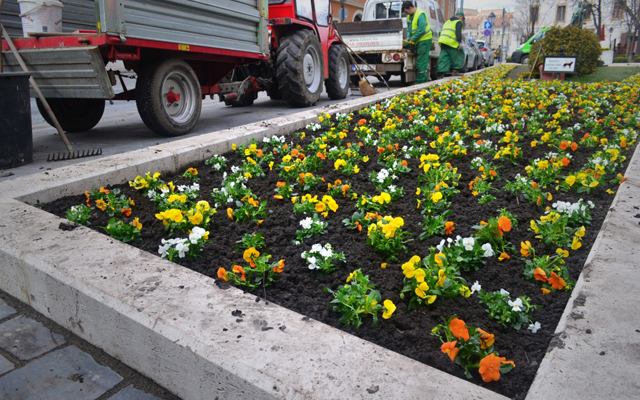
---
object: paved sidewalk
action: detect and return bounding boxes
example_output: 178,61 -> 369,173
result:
0,290 -> 180,400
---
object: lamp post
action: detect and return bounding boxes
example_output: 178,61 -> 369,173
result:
500,8 -> 506,63
488,12 -> 496,49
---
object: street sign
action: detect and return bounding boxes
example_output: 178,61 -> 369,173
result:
484,21 -> 492,30
484,29 -> 491,37
338,7 -> 349,22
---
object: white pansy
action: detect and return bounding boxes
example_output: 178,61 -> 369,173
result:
482,243 -> 494,257
300,217 -> 313,230
508,298 -> 523,312
462,237 -> 475,251
528,321 -> 541,333
470,281 -> 482,294
500,288 -> 510,296
310,243 -> 323,253
319,244 -> 333,258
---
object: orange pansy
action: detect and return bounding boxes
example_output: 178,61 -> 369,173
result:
449,318 -> 470,342
441,341 -> 459,361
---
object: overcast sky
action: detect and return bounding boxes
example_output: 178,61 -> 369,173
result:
461,0 -> 516,12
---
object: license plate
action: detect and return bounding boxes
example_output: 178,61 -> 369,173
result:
352,64 -> 376,72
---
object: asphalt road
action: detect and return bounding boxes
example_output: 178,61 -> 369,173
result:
1,76 -> 401,182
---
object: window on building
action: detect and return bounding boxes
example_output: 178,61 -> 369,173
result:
612,2 -> 624,18
556,5 -> 566,21
530,6 -> 539,23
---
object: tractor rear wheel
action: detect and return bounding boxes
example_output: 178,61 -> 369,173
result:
36,98 -> 105,132
136,59 -> 202,136
276,30 -> 324,107
325,44 -> 349,100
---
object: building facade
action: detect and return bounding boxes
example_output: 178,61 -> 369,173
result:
512,0 -> 636,56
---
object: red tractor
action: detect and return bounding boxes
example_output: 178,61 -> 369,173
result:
228,0 -> 350,108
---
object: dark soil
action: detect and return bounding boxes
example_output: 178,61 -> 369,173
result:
43,78 -> 636,399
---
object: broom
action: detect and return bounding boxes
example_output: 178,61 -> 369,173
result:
332,25 -> 377,96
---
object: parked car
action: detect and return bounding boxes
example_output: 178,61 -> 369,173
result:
511,28 -> 550,64
460,37 -> 481,72
476,40 -> 495,67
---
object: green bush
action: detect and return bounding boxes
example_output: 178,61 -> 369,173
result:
529,26 -> 602,76
613,55 -> 640,63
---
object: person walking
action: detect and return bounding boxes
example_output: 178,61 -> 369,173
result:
402,1 -> 433,83
437,11 -> 465,77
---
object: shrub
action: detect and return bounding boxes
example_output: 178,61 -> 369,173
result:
613,55 -> 640,63
530,26 -> 602,76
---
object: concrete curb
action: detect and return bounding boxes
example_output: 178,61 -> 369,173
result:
0,77 -> 508,400
525,132 -> 640,399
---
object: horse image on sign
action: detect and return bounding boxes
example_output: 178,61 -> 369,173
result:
543,56 -> 578,73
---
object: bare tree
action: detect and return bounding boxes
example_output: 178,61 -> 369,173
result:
512,0 -> 555,43
614,0 -> 640,60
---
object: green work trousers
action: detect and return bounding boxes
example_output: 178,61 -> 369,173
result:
416,39 -> 432,83
437,46 -> 464,75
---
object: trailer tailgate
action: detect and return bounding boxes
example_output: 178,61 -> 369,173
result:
337,20 -> 405,52
1,46 -> 114,99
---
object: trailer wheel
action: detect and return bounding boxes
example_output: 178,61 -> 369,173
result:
276,30 -> 324,107
521,55 -> 530,65
36,98 -> 105,133
136,59 -> 202,136
325,44 -> 349,100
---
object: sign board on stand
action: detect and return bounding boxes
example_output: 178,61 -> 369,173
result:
542,56 -> 578,73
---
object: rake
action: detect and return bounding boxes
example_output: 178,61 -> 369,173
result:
47,148 -> 103,162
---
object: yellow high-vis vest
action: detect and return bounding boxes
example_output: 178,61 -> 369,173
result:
439,19 -> 462,48
407,9 -> 432,43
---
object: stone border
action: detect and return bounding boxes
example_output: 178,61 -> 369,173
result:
0,77 -> 508,400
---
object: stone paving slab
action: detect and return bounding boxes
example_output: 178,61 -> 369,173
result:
0,299 -> 16,320
0,354 -> 13,375
109,385 -> 162,400
0,345 -> 123,400
0,315 -> 66,360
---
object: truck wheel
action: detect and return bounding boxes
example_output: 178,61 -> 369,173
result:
521,56 -> 530,65
276,30 -> 324,107
325,44 -> 349,100
36,98 -> 105,133
136,59 -> 202,136
430,58 -> 438,80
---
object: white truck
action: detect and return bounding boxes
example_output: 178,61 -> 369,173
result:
336,0 -> 445,84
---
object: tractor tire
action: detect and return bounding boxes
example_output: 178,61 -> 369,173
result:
325,44 -> 349,100
276,30 -> 324,107
135,59 -> 202,136
36,98 -> 105,133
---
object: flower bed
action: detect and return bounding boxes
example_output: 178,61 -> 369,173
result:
44,66 -> 639,398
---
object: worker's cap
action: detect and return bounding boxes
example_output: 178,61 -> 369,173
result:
455,11 -> 466,19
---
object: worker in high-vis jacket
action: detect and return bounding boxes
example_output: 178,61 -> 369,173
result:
402,1 -> 432,83
437,11 -> 465,77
